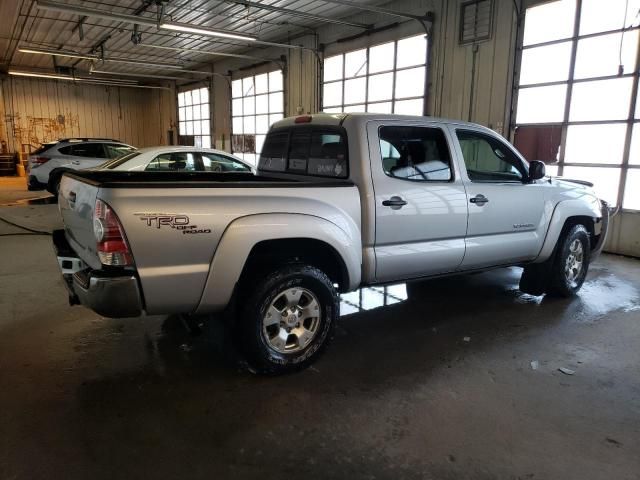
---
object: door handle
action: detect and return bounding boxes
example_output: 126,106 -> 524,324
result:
382,196 -> 407,209
469,194 -> 489,206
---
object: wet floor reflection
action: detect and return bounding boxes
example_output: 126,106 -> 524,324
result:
340,284 -> 408,315
1,195 -> 56,206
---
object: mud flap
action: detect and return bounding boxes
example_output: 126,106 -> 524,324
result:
519,261 -> 552,296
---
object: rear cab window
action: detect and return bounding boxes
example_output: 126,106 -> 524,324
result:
258,127 -> 348,179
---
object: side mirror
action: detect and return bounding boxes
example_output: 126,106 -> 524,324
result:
528,160 -> 546,181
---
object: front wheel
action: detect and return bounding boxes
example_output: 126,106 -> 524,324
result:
548,224 -> 591,297
239,264 -> 339,375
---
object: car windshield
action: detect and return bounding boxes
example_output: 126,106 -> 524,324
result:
100,152 -> 141,169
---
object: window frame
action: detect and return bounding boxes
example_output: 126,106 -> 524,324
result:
178,87 -> 211,149
231,69 -> 285,166
513,0 -> 640,210
321,34 -> 429,115
377,125 -> 455,183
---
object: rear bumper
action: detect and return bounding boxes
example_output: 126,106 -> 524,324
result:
52,230 -> 144,318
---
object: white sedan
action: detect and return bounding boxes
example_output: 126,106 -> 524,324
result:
98,146 -> 253,173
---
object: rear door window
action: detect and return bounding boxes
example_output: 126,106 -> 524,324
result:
201,153 -> 251,172
145,152 -> 197,171
104,143 -> 135,159
379,126 -> 453,181
259,129 -> 348,178
70,143 -> 107,158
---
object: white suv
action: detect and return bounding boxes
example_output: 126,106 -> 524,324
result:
27,138 -> 135,191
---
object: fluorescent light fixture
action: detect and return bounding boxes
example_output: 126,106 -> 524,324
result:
9,70 -> 72,80
19,46 -> 97,60
160,23 -> 256,42
7,69 -> 169,90
90,67 -> 182,80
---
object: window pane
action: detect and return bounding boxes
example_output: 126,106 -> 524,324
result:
255,73 -> 268,94
380,126 -> 452,181
574,30 -> 639,79
256,94 -> 269,114
179,121 -> 186,134
323,81 -> 342,107
344,104 -> 365,113
186,121 -> 193,135
242,76 -> 254,96
395,67 -> 425,99
185,106 -> 193,121
192,105 -> 201,120
394,98 -> 423,116
201,136 -> 211,148
200,88 -> 209,104
178,92 -> 186,107
630,124 -> 640,165
269,91 -> 283,112
201,102 -> 209,120
570,78 -> 633,121
344,77 -> 366,104
256,134 -> 266,155
580,0 -> 640,35
546,164 -> 559,176
368,73 -> 393,102
519,42 -> 572,84
324,55 -> 343,82
396,35 -> 427,68
232,79 -> 243,98
563,166 -> 620,204
192,89 -> 200,104
178,107 -> 185,121
367,101 -> 393,114
623,169 -> 640,209
344,48 -> 367,78
269,70 -> 283,92
269,113 -> 283,125
523,0 -> 576,46
457,130 -> 525,182
256,114 -> 270,134
323,107 -> 343,113
369,41 -> 395,73
242,96 -> 254,116
233,116 -> 243,134
565,124 -> 627,164
243,116 -> 255,135
513,125 -> 563,163
516,85 -> 567,123
193,121 -> 202,135
232,98 -> 243,117
202,120 -> 210,135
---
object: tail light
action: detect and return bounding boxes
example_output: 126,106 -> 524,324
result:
30,156 -> 50,167
93,199 -> 133,266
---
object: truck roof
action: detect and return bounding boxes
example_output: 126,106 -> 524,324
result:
271,113 -> 494,132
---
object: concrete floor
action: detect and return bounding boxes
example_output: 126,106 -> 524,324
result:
1,178 -> 639,480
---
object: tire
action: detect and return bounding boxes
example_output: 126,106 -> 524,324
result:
548,224 -> 591,297
239,264 -> 339,375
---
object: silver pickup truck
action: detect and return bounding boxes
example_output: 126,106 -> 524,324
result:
54,113 -> 609,374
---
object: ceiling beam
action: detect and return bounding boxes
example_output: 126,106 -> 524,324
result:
318,0 -> 431,22
225,0 -> 372,29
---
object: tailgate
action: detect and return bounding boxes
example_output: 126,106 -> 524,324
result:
58,174 -> 102,270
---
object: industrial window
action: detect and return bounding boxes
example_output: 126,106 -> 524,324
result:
178,87 -> 211,148
322,34 -> 427,116
514,0 -> 640,210
231,70 -> 284,166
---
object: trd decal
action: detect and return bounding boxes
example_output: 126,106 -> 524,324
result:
135,213 -> 212,235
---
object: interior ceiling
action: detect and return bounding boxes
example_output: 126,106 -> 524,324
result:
1,0 -> 389,81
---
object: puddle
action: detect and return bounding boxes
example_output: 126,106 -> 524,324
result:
577,274 -> 640,316
340,284 -> 407,316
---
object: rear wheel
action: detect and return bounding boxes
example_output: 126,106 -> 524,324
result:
548,224 -> 591,297
239,264 -> 339,375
